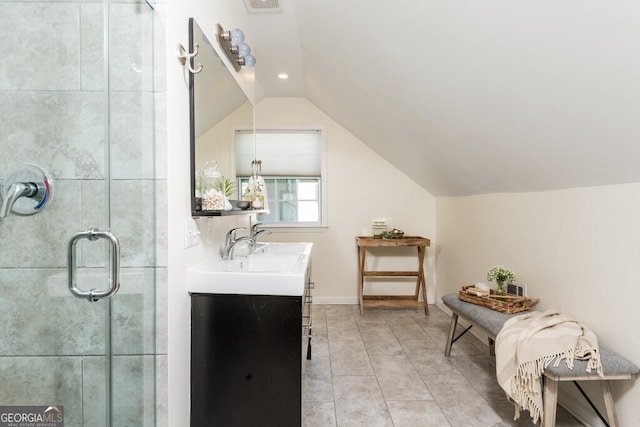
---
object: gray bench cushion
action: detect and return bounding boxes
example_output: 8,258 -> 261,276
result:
545,347 -> 639,378
442,292 -> 521,337
442,293 -> 640,378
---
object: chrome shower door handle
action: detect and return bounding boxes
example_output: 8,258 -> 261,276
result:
68,229 -> 121,302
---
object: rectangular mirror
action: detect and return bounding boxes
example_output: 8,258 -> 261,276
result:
189,18 -> 254,216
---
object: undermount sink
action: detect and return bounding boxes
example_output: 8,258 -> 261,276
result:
187,242 -> 313,296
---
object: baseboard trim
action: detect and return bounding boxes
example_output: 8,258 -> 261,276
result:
312,296 -> 359,304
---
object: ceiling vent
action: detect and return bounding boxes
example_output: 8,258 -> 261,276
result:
244,0 -> 282,13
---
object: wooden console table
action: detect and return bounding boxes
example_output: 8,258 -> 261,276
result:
356,236 -> 430,315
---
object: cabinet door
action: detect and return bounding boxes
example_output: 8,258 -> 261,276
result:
191,294 -> 302,427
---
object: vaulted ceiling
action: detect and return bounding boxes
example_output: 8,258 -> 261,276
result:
241,0 -> 640,196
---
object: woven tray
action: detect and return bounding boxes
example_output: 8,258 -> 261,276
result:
458,285 -> 539,314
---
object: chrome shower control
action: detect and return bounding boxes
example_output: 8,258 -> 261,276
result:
0,164 -> 54,217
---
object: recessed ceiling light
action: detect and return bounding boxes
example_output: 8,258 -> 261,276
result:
278,73 -> 289,80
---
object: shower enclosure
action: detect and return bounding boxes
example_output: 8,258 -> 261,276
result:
0,1 -> 158,426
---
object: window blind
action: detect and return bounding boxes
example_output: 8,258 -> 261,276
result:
235,130 -> 322,177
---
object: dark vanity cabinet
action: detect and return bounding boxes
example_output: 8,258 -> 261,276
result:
190,289 -> 311,427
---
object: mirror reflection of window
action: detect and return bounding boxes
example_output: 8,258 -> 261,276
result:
235,130 -> 324,226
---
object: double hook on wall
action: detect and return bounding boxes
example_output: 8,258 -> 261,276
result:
176,43 -> 203,74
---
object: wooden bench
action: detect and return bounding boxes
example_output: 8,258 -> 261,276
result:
442,293 -> 639,427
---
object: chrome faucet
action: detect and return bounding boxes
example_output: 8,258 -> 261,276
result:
251,223 -> 271,239
224,227 -> 247,254
250,223 -> 260,237
223,236 -> 254,260
252,228 -> 271,240
250,223 -> 271,251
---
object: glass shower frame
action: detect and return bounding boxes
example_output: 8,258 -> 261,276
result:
0,1 -> 157,426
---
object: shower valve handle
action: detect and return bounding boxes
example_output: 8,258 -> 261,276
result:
0,182 -> 40,218
0,164 -> 53,218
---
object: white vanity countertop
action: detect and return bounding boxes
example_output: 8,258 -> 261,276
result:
187,242 -> 313,297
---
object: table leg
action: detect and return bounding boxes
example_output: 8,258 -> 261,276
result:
418,246 -> 429,315
358,246 -> 365,314
414,247 -> 421,300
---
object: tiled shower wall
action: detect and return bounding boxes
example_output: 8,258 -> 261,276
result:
0,1 -> 167,426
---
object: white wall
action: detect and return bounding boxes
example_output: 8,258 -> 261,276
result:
255,97 -> 437,303
165,2 -> 254,426
436,184 -> 640,425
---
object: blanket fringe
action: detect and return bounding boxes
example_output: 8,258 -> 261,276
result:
510,346 -> 602,421
496,310 -> 603,424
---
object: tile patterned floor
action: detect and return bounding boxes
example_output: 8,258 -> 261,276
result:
303,304 -> 585,426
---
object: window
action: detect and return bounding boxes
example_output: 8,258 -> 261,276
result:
238,177 -> 320,223
235,130 -> 325,226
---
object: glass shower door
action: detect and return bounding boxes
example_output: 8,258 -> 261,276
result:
0,1 -> 156,426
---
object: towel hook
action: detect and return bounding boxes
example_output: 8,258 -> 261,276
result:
177,42 -> 203,74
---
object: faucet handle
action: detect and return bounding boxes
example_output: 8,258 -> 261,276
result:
227,227 -> 247,240
224,227 -> 247,249
0,164 -> 53,218
251,222 -> 265,235
223,236 -> 254,260
0,182 -> 38,218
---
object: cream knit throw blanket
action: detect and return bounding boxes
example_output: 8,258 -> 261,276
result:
495,309 -> 602,423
